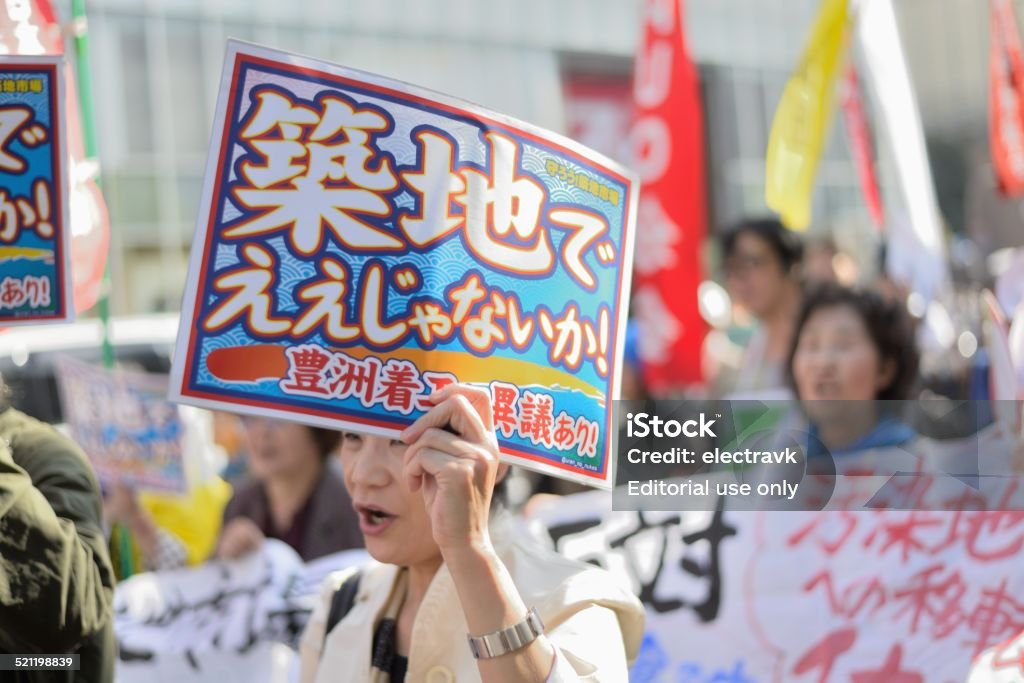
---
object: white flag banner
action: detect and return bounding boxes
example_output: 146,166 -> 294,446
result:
857,0 -> 950,304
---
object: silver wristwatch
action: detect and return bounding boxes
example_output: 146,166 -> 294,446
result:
467,608 -> 545,659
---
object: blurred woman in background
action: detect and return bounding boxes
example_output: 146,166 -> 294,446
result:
787,282 -> 920,457
217,416 -> 363,562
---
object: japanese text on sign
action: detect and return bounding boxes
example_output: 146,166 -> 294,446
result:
171,42 -> 637,489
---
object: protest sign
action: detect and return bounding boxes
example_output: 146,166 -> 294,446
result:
56,356 -> 187,493
531,474 -> 1024,683
0,54 -> 72,324
170,41 -> 638,488
113,541 -> 367,682
1,2 -> 112,317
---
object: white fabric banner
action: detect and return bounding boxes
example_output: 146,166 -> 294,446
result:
529,475 -> 1024,683
113,541 -> 367,683
857,0 -> 950,305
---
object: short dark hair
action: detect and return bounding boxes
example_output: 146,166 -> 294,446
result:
308,427 -> 342,459
721,216 -> 804,272
786,283 -> 920,401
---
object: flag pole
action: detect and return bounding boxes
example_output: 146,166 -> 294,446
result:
71,0 -> 134,578
70,0 -> 114,370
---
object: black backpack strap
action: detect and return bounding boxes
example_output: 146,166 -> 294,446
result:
323,568 -> 363,651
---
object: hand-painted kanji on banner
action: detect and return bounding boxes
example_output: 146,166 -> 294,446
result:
0,55 -> 71,324
170,41 -> 638,488
535,471 -> 1024,683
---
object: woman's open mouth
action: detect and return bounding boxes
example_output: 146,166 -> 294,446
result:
355,504 -> 396,536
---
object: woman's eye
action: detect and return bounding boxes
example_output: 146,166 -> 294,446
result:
389,439 -> 405,448
343,433 -> 362,443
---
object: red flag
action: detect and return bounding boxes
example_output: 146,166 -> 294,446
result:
840,65 -> 885,228
629,0 -> 707,394
990,0 -> 1024,196
0,0 -> 109,314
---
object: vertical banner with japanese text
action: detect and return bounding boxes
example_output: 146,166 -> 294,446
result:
170,42 -> 638,489
0,54 -> 70,324
630,0 -> 708,393
989,0 -> 1024,197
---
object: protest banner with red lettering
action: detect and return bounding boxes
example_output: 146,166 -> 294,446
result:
0,0 -> 111,318
0,0 -> 110,319
0,54 -> 71,324
170,41 -> 638,489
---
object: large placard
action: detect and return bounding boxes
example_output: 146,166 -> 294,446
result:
170,41 -> 638,488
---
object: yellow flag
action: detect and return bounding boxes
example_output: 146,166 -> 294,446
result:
765,0 -> 850,231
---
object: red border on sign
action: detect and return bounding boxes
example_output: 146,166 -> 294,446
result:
179,51 -> 633,481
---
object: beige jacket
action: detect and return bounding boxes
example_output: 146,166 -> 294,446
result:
299,515 -> 645,683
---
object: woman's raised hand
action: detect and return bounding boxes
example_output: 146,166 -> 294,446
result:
400,384 -> 504,554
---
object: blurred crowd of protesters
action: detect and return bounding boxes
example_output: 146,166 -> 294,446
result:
0,211 -> 1020,681
708,216 -> 976,408
216,417 -> 362,562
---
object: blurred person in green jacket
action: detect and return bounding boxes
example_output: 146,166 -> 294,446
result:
0,378 -> 116,683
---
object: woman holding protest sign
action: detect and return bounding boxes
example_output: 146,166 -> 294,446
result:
299,384 -> 644,683
217,418 -> 363,562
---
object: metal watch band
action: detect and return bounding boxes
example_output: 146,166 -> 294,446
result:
467,608 -> 545,659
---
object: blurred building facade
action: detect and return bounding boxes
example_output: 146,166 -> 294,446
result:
78,0 -> 1005,313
